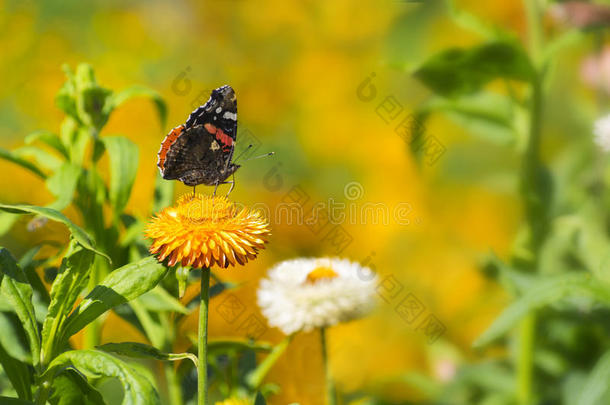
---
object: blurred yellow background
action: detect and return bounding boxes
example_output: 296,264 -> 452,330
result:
0,1 -> 547,403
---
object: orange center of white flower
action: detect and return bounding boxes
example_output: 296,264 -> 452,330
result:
305,266 -> 338,284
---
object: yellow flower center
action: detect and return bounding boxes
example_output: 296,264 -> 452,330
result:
306,266 -> 338,284
176,194 -> 235,224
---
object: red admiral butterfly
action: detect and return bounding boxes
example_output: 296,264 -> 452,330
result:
157,85 -> 239,194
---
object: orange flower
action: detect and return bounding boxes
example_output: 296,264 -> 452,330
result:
145,194 -> 270,268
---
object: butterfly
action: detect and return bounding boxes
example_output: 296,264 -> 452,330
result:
157,85 -> 239,194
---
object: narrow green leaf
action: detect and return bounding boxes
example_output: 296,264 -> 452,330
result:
424,92 -> 516,145
0,339 -> 33,400
13,146 -> 63,172
0,148 -> 46,179
414,41 -> 534,97
24,130 -> 69,158
106,85 -> 167,128
101,137 -> 139,215
474,274 -> 610,348
0,312 -> 31,363
41,244 -> 94,366
0,397 -> 35,404
446,0 -> 503,39
61,257 -> 167,339
0,212 -> 19,237
129,299 -> 166,348
138,287 -> 189,314
196,337 -> 273,354
98,342 -> 198,367
578,350 -> 610,405
0,203 -> 108,262
45,163 -> 81,211
47,349 -> 160,405
49,369 -> 105,405
0,248 -> 40,369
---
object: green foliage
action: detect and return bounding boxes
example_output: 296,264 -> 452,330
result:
0,64 -> 184,404
61,257 -> 168,340
46,350 -> 160,405
98,342 -> 198,367
414,41 -> 534,97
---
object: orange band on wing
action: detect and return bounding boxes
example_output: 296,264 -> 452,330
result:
215,129 -> 234,147
157,125 -> 185,171
204,123 -> 233,150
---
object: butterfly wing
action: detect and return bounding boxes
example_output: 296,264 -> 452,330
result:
158,125 -> 234,187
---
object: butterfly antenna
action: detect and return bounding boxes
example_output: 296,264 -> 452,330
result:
240,152 -> 275,163
233,144 -> 254,164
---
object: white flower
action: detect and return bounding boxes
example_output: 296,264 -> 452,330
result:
257,257 -> 377,335
594,114 -> 610,152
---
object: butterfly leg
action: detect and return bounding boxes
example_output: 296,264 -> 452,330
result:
225,173 -> 236,197
213,182 -> 219,197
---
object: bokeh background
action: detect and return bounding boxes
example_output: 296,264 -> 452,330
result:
0,1 -> 602,404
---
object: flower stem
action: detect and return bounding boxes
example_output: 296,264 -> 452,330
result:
515,1 -> 546,403
320,327 -> 336,405
246,334 -> 293,389
165,362 -> 184,405
198,269 -> 210,405
517,313 -> 535,405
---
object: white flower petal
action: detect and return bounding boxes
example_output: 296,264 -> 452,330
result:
257,257 -> 377,334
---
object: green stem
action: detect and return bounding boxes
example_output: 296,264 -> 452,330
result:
524,0 -> 544,67
198,270 -> 210,405
35,376 -> 52,405
514,2 -> 547,403
246,334 -> 294,389
165,362 -> 184,405
320,327 -> 337,405
517,314 -> 535,405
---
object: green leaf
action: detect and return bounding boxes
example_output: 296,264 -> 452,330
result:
0,397 -> 35,404
41,244 -> 94,366
0,312 -> 31,363
79,87 -> 112,130
474,274 -> 610,348
0,339 -> 33,400
74,64 -> 112,130
208,338 -> 273,354
98,342 -> 197,367
0,203 -> 108,262
47,349 -> 160,405
0,148 -> 46,179
445,0 -> 511,40
254,392 -> 266,405
56,66 -> 78,122
45,163 -> 81,211
138,286 -> 189,314
101,137 -> 139,215
578,350 -> 610,405
414,41 -> 534,97
0,248 -> 40,369
0,212 -> 19,237
24,130 -> 69,158
129,299 -> 167,348
61,257 -> 168,340
106,85 -> 167,128
424,92 -> 517,145
49,369 -> 105,405
153,172 -> 174,213
13,146 -> 63,172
